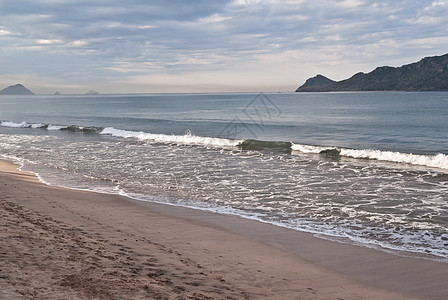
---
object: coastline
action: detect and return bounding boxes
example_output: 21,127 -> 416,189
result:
1,159 -> 447,299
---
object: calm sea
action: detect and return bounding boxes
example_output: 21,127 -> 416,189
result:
1,92 -> 448,260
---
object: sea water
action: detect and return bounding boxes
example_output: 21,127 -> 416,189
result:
1,92 -> 447,260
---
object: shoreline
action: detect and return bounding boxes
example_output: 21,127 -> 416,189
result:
16,157 -> 448,263
1,159 -> 447,299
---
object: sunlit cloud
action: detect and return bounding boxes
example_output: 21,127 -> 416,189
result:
199,13 -> 233,23
36,39 -> 62,44
0,27 -> 13,36
67,40 -> 88,47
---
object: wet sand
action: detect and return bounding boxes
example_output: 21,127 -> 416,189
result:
1,159 -> 447,299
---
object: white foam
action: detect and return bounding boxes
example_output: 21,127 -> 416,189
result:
1,121 -> 29,128
291,142 -> 448,170
291,143 -> 335,153
340,149 -> 448,170
100,127 -> 243,148
47,125 -> 68,130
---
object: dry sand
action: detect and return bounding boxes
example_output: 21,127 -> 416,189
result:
1,159 -> 447,299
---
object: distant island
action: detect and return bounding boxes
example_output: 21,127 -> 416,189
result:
296,53 -> 448,92
0,84 -> 35,95
85,90 -> 99,95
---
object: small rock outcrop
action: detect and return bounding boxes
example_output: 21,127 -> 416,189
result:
85,90 -> 99,95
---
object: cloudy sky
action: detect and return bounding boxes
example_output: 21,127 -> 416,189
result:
1,0 -> 447,94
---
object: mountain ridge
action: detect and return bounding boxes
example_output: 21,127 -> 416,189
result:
296,53 -> 448,92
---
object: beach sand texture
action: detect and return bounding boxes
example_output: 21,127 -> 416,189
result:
1,160 -> 447,299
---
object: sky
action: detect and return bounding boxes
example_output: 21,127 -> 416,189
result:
1,0 -> 448,94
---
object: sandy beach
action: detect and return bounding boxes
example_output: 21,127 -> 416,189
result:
1,159 -> 447,299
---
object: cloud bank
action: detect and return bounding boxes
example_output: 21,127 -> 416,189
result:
1,0 -> 447,93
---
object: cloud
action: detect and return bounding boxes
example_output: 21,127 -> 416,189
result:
36,39 -> 62,44
1,0 -> 448,93
0,27 -> 13,35
67,40 -> 88,47
198,13 -> 233,23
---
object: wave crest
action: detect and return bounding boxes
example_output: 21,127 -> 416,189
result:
292,143 -> 448,170
1,120 -> 103,133
340,148 -> 448,170
1,121 -> 44,128
100,127 -> 243,148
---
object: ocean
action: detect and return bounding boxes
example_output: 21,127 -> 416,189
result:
1,92 -> 448,260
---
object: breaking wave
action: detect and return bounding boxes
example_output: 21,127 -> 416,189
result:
1,121 -> 102,133
2,119 -> 447,171
100,127 -> 243,147
291,143 -> 448,170
1,121 -> 42,128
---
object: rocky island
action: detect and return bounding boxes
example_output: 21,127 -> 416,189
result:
85,90 -> 99,95
296,53 -> 448,92
0,84 -> 35,95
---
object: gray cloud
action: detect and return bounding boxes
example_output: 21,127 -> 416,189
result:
1,0 -> 448,93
